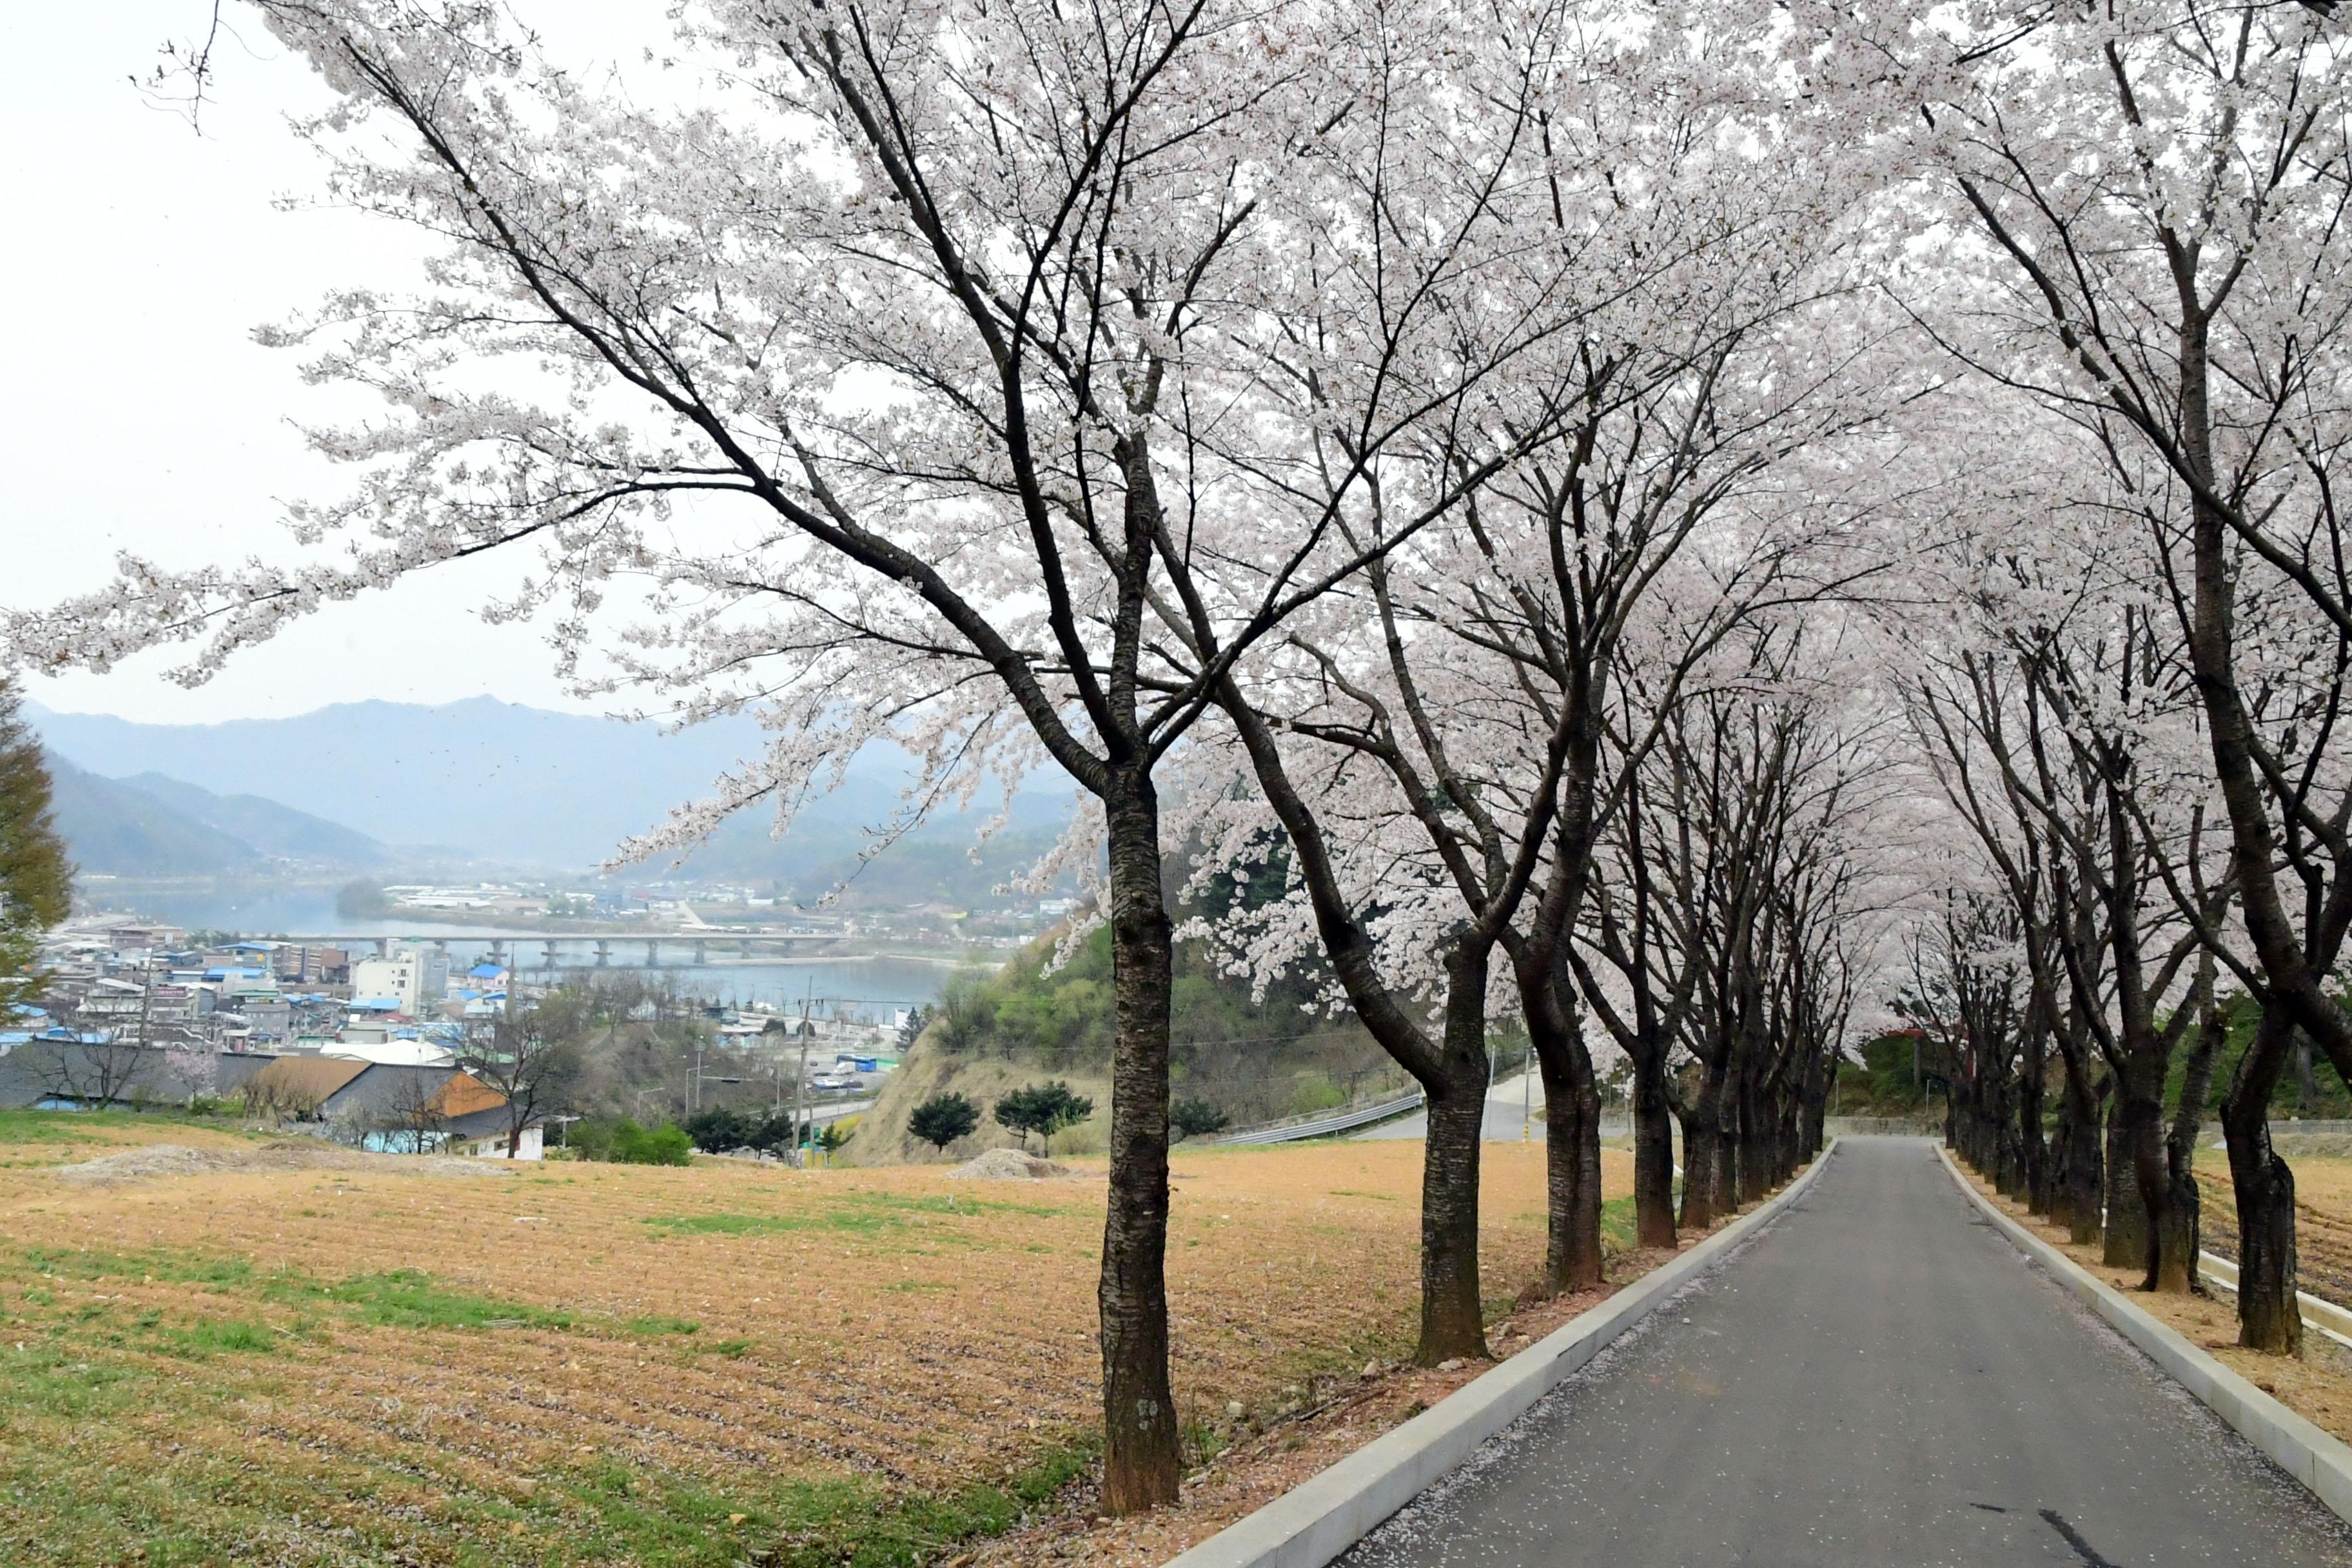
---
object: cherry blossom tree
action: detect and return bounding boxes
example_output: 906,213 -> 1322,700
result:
1883,0 -> 2352,1348
5,0 -> 1593,1503
1182,19 -> 1918,1337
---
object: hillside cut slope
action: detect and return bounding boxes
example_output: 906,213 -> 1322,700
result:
852,926 -> 1404,1164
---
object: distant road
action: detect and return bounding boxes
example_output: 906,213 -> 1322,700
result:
259,928 -> 849,946
1353,1068 -> 1547,1142
1340,1137 -> 2352,1566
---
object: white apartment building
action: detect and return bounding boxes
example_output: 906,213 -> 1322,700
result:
349,945 -> 453,1016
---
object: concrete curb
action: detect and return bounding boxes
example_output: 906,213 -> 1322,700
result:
1164,1137 -> 1842,1568
1936,1144 -> 2352,1524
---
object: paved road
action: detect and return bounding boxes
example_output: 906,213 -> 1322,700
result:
1341,1136 -> 2352,1567
1355,1069 -> 1551,1142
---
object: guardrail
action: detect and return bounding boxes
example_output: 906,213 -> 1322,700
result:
1215,1091 -> 1426,1146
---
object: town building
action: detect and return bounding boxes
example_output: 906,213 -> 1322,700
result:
349,945 -> 452,1016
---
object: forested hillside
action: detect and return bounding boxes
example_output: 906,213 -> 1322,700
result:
852,924 -> 1407,1163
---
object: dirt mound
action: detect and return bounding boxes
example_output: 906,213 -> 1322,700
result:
945,1148 -> 1072,1181
54,1140 -> 514,1186
52,1145 -> 234,1184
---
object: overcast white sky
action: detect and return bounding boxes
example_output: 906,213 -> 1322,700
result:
1,3 -> 669,724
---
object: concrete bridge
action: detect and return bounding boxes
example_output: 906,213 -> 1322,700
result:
268,930 -> 846,968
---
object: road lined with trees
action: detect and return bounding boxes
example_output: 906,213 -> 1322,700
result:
11,0 -> 2352,1525
1342,1139 -> 2352,1567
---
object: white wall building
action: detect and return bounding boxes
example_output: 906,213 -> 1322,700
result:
349,945 -> 452,1016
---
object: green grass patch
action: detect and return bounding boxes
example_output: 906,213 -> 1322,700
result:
0,1341 -> 150,1421
643,1211 -> 803,1237
158,1318 -> 280,1359
508,1440 -> 1095,1567
1599,1194 -> 1638,1253
268,1269 -> 571,1332
0,1435 -> 1101,1567
623,1314 -> 700,1337
23,1246 -> 255,1288
0,1108 -> 244,1147
644,1190 -> 1057,1244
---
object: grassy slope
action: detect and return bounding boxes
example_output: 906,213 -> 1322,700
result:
0,1107 -> 1623,1567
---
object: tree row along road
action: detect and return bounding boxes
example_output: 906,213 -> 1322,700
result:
1341,1138 -> 2352,1567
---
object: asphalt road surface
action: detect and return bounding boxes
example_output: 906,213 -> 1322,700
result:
1339,1135 -> 2352,1567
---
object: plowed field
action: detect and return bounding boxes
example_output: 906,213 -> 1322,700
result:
0,1110 -> 1625,1567
2196,1148 -> 2352,1303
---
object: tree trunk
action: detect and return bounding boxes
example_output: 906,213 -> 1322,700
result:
1415,942 -> 1493,1364
1678,1068 -> 1725,1231
1738,1075 -> 1774,1207
1097,767 -> 1180,1511
2102,1095 -> 2149,1271
2124,1085 -> 2177,1293
1799,1053 -> 1831,1164
2055,1068 -> 2104,1247
2223,1008 -> 2303,1353
2153,992 -> 2222,1295
1631,1041 -> 1677,1249
1534,1009 -> 1604,1293
2229,1131 -> 2302,1354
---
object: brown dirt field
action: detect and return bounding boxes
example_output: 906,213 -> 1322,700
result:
2198,1148 -> 2352,1304
1955,1159 -> 2352,1449
5,1108 -> 1743,1565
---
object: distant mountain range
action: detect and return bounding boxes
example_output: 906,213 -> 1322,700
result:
29,698 -> 1077,896
44,754 -> 394,876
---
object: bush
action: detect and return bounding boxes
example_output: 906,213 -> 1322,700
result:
908,1092 -> 981,1151
619,1122 -> 694,1166
682,1106 -> 811,1155
683,1106 -> 754,1152
1170,1098 -> 1230,1141
573,1117 -> 695,1166
994,1081 -> 1094,1155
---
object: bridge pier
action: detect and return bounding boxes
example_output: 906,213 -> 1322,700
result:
543,940 -> 559,970
694,938 -> 709,965
645,941 -> 661,968
594,940 -> 610,967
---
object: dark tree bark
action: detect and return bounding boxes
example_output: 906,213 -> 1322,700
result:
1419,942 -> 1495,1361
2102,1096 -> 2149,1271
2054,1061 -> 2107,1246
2153,972 -> 2222,1295
2222,1006 -> 2304,1351
1678,1064 -> 1726,1231
1527,973 -> 1604,1291
1632,1043 -> 1679,1247
1097,766 -> 1181,1510
2019,1024 -> 2051,1215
